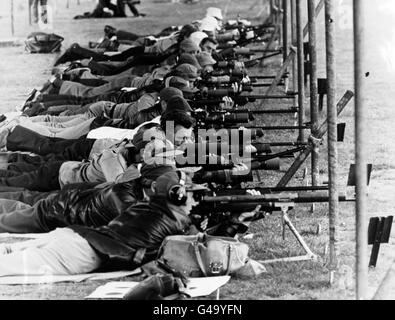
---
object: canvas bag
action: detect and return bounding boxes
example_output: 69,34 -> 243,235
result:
25,32 -> 64,53
158,233 -> 249,277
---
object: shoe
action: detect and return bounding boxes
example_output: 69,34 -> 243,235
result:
123,274 -> 180,300
54,49 -> 76,66
104,25 -> 117,38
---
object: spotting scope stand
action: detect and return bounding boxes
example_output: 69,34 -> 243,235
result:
258,202 -> 319,265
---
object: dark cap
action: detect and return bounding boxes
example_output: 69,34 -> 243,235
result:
178,53 -> 201,70
174,63 -> 200,80
140,163 -> 176,188
165,76 -> 198,94
166,96 -> 193,113
154,170 -> 208,198
159,87 -> 183,103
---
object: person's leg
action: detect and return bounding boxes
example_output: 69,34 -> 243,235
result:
6,126 -> 81,155
0,161 -> 63,191
0,199 -> 31,214
127,3 -> 140,16
0,228 -> 102,276
53,118 -> 95,139
30,114 -> 83,124
0,169 -> 24,178
0,190 -> 51,206
0,202 -> 43,233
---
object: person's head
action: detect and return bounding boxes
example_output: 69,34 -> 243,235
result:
178,53 -> 201,70
160,111 -> 195,147
199,16 -> 219,35
151,170 -> 207,215
159,87 -> 183,112
189,31 -> 209,48
179,38 -> 201,55
132,123 -> 166,162
196,51 -> 217,74
140,164 -> 176,200
206,7 -> 223,29
200,37 -> 218,55
165,96 -> 193,115
173,63 -> 200,88
178,24 -> 198,42
164,76 -> 198,97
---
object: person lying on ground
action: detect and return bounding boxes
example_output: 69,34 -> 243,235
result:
54,24 -> 197,66
0,110 -> 196,191
0,170 -> 203,276
0,160 -> 175,234
23,62 -> 199,115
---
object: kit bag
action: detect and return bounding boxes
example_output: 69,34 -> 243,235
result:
25,32 -> 64,54
158,233 -> 249,277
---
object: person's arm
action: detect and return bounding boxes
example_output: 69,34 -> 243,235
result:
100,150 -> 128,182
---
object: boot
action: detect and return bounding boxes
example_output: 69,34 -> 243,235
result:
123,274 -> 180,300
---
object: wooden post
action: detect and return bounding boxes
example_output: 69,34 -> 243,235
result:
325,0 -> 339,273
296,0 -> 306,143
307,0 -> 319,186
353,0 -> 369,300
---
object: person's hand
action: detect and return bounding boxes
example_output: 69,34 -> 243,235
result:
241,76 -> 251,85
220,96 -> 234,109
231,29 -> 241,40
238,205 -> 262,227
231,163 -> 250,176
207,153 -> 226,164
231,82 -> 240,93
200,217 -> 209,231
244,144 -> 258,154
79,59 -> 91,67
233,61 -> 245,69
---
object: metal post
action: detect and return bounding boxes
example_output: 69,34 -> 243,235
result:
353,0 -> 368,300
296,0 -> 306,143
325,0 -> 339,272
28,0 -> 32,25
282,0 -> 289,63
291,0 -> 297,102
307,0 -> 319,186
10,0 -> 15,36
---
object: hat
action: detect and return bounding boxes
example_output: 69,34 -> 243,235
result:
174,63 -> 200,80
178,53 -> 201,70
140,164 -> 176,188
166,96 -> 193,113
154,170 -> 208,199
159,87 -> 183,103
165,76 -> 199,94
196,52 -> 217,67
189,31 -> 209,47
206,7 -> 223,21
179,38 -> 201,54
132,124 -> 164,152
200,16 -> 219,32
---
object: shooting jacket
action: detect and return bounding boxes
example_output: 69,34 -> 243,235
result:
36,179 -> 144,232
70,197 -> 192,270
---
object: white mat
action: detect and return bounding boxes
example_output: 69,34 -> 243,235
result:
0,269 -> 142,285
85,276 -> 230,299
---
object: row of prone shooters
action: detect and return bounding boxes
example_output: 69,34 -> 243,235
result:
0,8 -> 351,278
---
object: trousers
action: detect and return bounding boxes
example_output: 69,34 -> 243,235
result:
0,228 -> 102,276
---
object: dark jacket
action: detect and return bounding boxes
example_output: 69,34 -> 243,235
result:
36,180 -> 144,232
70,197 -> 192,270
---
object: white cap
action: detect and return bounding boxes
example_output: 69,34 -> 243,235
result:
206,7 -> 223,20
189,31 -> 209,47
200,16 -> 220,32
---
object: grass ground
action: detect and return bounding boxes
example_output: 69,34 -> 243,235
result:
0,0 -> 395,300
